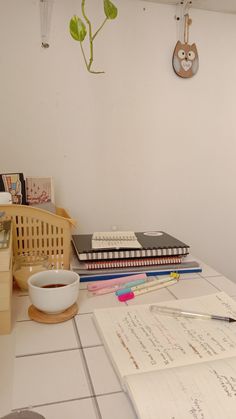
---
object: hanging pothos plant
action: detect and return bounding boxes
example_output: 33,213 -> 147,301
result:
69,0 -> 118,74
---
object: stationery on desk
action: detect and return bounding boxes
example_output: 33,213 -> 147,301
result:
72,230 -> 190,261
116,276 -> 178,301
72,258 -> 201,282
93,292 -> 236,419
82,255 -> 184,270
115,275 -> 174,296
87,273 -> 148,291
150,304 -> 236,322
72,254 -> 200,274
71,229 -> 201,283
117,277 -> 178,301
89,273 -> 148,295
89,274 -> 178,298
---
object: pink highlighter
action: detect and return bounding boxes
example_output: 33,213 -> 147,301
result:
87,273 -> 147,292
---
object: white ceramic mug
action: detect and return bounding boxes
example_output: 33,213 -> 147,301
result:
28,270 -> 80,314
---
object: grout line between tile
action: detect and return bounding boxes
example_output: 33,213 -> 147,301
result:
12,391 -> 124,412
203,277 -> 225,292
16,342 -> 103,359
15,347 -> 81,358
83,343 -> 103,349
164,288 -> 178,299
75,311 -> 94,316
72,317 -> 103,419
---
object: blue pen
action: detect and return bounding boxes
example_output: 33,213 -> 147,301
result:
115,278 -> 156,296
118,279 -> 145,289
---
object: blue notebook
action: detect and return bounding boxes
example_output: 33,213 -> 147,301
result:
78,264 -> 202,282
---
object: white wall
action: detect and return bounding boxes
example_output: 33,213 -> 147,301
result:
1,0 -> 236,281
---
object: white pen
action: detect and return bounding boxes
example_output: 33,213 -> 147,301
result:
149,305 -> 236,323
118,279 -> 178,301
116,276 -> 176,296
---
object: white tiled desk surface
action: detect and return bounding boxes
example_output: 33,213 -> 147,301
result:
1,257 -> 236,419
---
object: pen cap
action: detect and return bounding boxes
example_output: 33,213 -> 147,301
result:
116,287 -> 132,296
118,292 -> 134,302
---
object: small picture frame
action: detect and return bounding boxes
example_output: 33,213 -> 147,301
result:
26,177 -> 55,205
0,173 -> 27,204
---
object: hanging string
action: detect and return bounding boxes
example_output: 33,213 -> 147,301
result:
175,1 -> 192,43
184,13 -> 192,44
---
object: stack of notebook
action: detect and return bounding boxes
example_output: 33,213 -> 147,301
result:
71,230 -> 201,281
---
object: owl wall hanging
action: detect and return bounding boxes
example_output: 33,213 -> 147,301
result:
172,2 -> 199,79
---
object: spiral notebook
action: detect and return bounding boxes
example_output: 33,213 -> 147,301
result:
84,255 -> 183,270
72,231 -> 190,261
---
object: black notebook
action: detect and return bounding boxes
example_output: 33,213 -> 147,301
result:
72,231 -> 190,261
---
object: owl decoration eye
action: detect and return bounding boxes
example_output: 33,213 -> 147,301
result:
188,50 -> 195,60
178,49 -> 186,59
173,41 -> 199,78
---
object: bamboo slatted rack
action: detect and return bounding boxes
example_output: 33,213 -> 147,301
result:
0,205 -> 76,269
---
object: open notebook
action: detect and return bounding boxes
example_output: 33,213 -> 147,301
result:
93,292 -> 236,419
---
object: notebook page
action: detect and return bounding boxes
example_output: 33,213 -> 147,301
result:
125,356 -> 236,419
93,292 -> 236,380
92,231 -> 142,249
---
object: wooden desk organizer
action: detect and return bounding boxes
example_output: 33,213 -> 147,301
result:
0,205 -> 76,270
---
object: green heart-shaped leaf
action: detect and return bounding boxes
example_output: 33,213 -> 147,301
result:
69,15 -> 87,42
104,0 -> 118,20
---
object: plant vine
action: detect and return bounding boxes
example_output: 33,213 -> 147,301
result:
70,0 -> 118,74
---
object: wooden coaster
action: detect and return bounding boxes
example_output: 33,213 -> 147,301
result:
28,303 -> 78,324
